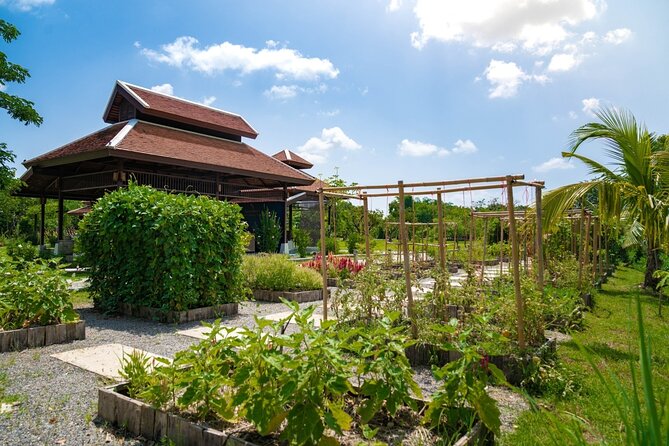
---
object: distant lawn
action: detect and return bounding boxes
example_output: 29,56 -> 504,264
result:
70,289 -> 92,308
501,266 -> 669,445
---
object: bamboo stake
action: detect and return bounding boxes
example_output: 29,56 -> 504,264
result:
398,181 -> 416,338
584,214 -> 591,284
593,218 -> 600,282
318,190 -> 328,321
578,207 -> 585,291
535,185 -> 544,292
437,189 -> 446,270
480,218 -> 489,286
499,218 -> 504,276
363,192 -> 370,260
468,210 -> 474,265
364,183 -> 510,199
507,177 -> 525,350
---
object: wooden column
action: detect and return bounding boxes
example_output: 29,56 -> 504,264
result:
506,177 -> 525,350
215,174 -> 220,200
318,189 -> 328,321
57,178 -> 64,241
535,186 -> 544,292
437,189 -> 445,270
363,192 -> 371,260
398,181 -> 416,338
40,195 -> 46,246
479,218 -> 489,286
288,205 -> 293,241
283,186 -> 288,245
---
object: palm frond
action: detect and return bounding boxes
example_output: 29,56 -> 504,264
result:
542,181 -> 601,232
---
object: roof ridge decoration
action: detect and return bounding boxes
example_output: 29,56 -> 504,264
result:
106,119 -> 138,148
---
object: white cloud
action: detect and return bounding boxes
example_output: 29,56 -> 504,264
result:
604,28 -> 632,45
264,85 -> 298,100
569,110 -> 578,119
142,36 -> 339,81
547,53 -> 580,72
483,60 -> 547,98
399,139 -> 444,157
409,0 -> 601,52
296,127 -> 361,164
0,84 -> 6,92
150,83 -> 174,95
533,157 -> 575,172
451,139 -> 478,154
582,97 -> 600,116
399,138 -> 478,157
387,0 -> 402,12
201,96 -> 216,106
0,0 -> 55,11
265,39 -> 279,48
318,109 -> 341,117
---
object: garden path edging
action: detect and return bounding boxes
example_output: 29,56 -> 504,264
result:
0,320 -> 85,353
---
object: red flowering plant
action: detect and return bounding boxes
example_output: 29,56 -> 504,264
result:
301,253 -> 365,280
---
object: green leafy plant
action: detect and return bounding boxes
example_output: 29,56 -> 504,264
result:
5,238 -> 37,262
78,184 -> 247,313
292,228 -> 311,258
346,231 -> 361,254
0,260 -> 78,330
243,254 -> 321,291
256,208 -> 282,253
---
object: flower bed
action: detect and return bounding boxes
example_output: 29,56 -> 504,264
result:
0,320 -> 85,353
302,253 -> 365,282
118,303 -> 238,324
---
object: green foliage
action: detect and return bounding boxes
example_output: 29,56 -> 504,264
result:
256,208 -> 282,253
119,350 -> 153,399
346,231 -> 361,254
243,254 -> 321,291
292,227 -> 311,257
4,238 -> 37,262
0,260 -> 78,330
78,184 -> 247,313
520,351 -> 580,399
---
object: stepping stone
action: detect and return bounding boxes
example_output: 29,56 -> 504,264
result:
176,325 -> 245,341
51,343 -> 167,380
261,311 -> 334,327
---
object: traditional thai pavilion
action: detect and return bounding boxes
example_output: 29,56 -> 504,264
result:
16,80 -> 319,252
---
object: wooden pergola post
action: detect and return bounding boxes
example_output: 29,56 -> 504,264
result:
437,188 -> 446,270
363,192 -> 371,260
479,218 -> 489,286
318,189 -> 329,321
39,195 -> 46,246
398,181 -> 417,338
584,213 -> 591,283
593,217 -> 600,281
468,210 -> 475,265
578,207 -> 585,291
499,218 -> 505,276
535,185 -> 544,292
507,176 -> 525,350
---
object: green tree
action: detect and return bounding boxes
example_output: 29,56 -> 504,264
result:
1,19 -> 43,190
542,107 -> 668,288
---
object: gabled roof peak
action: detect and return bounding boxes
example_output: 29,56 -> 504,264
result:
272,149 -> 313,170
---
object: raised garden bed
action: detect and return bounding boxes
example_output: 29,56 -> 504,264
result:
0,320 -> 85,353
118,303 -> 238,324
98,382 -> 492,446
252,289 -> 322,303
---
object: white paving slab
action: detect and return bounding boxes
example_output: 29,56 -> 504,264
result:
176,325 -> 245,341
51,343 -> 168,380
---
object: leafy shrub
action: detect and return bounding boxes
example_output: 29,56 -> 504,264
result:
78,185 -> 247,313
541,286 -> 585,331
0,260 -> 78,329
5,238 -> 37,262
243,254 -> 321,291
292,228 -> 311,257
346,232 -> 361,254
256,208 -> 281,253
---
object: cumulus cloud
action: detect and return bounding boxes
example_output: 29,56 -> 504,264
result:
295,127 -> 361,164
533,157 -> 575,172
399,138 -> 478,157
150,83 -> 174,95
483,60 -> 547,99
547,53 -> 580,72
409,0 -> 601,52
387,0 -> 402,12
201,96 -> 216,106
604,28 -> 632,44
141,37 -> 339,81
0,0 -> 54,11
264,85 -> 299,100
582,97 -> 600,116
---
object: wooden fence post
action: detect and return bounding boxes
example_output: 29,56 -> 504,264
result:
507,177 -> 525,350
535,185 -> 544,292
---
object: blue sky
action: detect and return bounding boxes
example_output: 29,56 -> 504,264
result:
2,0 -> 668,207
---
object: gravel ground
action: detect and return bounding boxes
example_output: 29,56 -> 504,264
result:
0,293 -> 533,445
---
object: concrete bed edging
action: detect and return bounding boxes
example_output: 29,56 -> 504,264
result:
252,289 -> 322,303
0,320 -> 85,353
118,303 -> 238,324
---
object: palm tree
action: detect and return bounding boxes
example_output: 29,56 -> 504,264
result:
542,107 -> 668,288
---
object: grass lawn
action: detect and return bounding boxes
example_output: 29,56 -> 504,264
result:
501,265 -> 669,445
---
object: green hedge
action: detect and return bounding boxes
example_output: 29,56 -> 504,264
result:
243,254 -> 322,291
78,185 -> 248,313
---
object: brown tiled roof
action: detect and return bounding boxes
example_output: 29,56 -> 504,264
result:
23,123 -> 127,165
115,121 -> 310,183
24,120 -> 312,185
272,149 -> 314,169
105,81 -> 258,139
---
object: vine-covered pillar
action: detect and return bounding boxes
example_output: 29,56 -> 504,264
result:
507,176 -> 525,350
398,181 -> 416,338
318,189 -> 328,321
